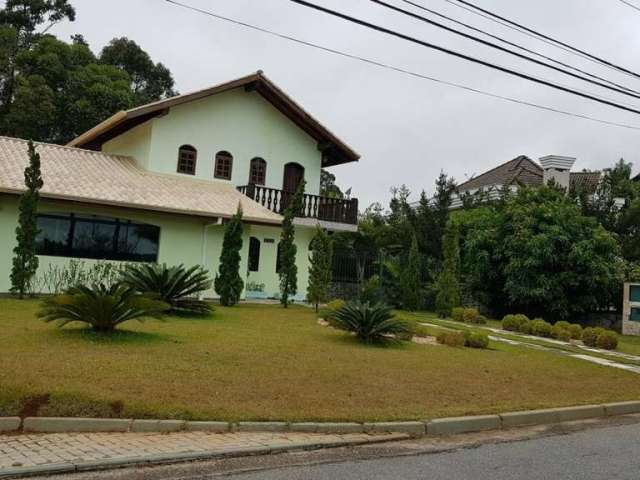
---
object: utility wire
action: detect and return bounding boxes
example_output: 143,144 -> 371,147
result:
618,0 -> 640,12
288,0 -> 640,115
450,0 -> 640,81
399,0 -> 639,94
162,0 -> 640,131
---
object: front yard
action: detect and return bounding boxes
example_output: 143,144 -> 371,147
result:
2,299 -> 640,423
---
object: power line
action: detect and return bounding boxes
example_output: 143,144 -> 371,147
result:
161,0 -> 640,131
450,0 -> 640,81
399,0 -> 639,94
618,0 -> 640,12
288,0 -> 640,115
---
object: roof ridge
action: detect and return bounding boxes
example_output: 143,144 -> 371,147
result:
0,135 -> 133,160
458,155 -> 533,190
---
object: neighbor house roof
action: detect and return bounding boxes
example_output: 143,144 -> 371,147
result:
457,155 -> 602,193
0,136 -> 283,225
67,71 -> 360,168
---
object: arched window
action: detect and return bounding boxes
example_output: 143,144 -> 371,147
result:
177,145 -> 197,175
249,157 -> 267,185
248,237 -> 261,272
215,151 -> 233,180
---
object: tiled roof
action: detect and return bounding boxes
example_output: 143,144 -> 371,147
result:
458,155 -> 602,193
0,136 -> 282,225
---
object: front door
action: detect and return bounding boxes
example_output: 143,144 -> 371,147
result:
281,163 -> 305,212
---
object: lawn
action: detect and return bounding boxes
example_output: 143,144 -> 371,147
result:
2,299 -> 640,423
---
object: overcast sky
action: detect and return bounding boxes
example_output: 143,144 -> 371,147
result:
45,0 -> 640,207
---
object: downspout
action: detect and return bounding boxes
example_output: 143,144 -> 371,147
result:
200,218 -> 223,300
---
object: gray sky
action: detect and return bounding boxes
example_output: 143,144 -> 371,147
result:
47,0 -> 640,207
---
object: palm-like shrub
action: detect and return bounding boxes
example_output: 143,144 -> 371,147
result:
121,263 -> 213,315
329,301 -> 413,344
38,284 -> 168,332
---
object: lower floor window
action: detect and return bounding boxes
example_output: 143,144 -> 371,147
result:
248,237 -> 261,272
36,213 -> 160,262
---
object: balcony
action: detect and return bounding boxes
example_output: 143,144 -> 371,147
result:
238,184 -> 358,225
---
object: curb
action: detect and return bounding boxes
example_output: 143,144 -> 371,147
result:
2,400 -> 640,437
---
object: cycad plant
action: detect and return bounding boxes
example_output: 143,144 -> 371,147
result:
329,301 -> 413,345
121,263 -> 213,315
38,284 -> 168,332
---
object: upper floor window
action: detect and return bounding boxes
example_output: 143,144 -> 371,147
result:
177,145 -> 197,175
215,151 -> 233,180
36,213 -> 160,262
248,237 -> 261,272
249,157 -> 267,185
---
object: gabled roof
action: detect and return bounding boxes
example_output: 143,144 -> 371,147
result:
458,155 -> 602,193
67,71 -> 360,167
0,136 -> 282,225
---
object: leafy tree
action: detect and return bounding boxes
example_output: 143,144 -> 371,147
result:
320,169 -> 343,198
100,37 -> 176,104
11,140 -> 43,298
399,233 -> 421,310
307,226 -> 333,312
459,186 -> 621,320
279,181 -> 305,308
435,222 -> 461,317
214,205 -> 244,306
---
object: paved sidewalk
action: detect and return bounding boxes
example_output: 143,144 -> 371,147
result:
0,431 -> 405,478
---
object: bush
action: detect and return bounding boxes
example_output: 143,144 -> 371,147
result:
568,324 -> 583,340
475,314 -> 488,325
38,284 -> 168,332
360,276 -> 383,305
462,307 -> 480,324
531,318 -> 552,337
596,330 -> 618,350
551,324 -> 571,342
451,307 -> 465,322
502,314 -> 529,331
555,321 -> 571,330
436,331 -> 466,347
121,263 -> 213,315
329,301 -> 413,344
464,331 -> 489,349
518,319 -> 533,334
582,327 -> 605,347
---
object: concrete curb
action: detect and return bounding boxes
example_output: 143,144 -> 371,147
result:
2,400 -> 640,437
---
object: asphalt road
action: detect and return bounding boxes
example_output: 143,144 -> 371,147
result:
227,421 -> 640,480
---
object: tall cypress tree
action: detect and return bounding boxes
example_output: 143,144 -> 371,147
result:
10,140 -> 43,298
307,226 -> 333,312
214,205 -> 244,306
279,181 -> 306,308
435,222 -> 461,318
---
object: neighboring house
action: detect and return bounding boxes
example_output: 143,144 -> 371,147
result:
452,155 -> 605,208
0,71 -> 360,299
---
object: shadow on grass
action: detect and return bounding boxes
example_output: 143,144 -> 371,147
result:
54,328 -> 174,345
169,309 -> 216,320
324,332 -> 411,350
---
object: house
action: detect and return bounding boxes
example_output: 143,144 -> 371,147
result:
0,71 -> 360,299
452,155 -> 604,208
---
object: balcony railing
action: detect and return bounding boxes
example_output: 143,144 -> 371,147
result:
238,184 -> 358,225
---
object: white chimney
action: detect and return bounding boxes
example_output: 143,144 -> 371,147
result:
539,155 -> 576,190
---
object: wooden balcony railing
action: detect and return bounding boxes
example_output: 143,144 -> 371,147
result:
238,184 -> 358,225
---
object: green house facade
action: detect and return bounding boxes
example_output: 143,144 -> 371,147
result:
0,72 -> 360,299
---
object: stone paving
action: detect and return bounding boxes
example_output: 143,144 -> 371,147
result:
0,431 -> 404,477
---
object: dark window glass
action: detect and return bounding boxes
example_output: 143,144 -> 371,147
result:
36,214 -> 160,262
632,308 -> 640,322
248,237 -> 261,272
249,158 -> 267,185
215,151 -> 233,180
177,145 -> 197,175
631,286 -> 640,303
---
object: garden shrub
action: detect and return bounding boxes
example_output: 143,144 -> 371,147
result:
582,327 -> 605,347
436,331 -> 465,347
475,314 -> 488,325
531,318 -> 552,338
518,319 -> 532,334
555,321 -> 571,331
329,302 -> 413,344
568,324 -> 583,340
360,276 -> 383,305
596,330 -> 618,350
462,307 -> 480,324
451,307 -> 465,322
464,331 -> 489,349
502,314 -> 522,331
321,299 -> 346,320
551,324 -> 571,342
412,325 -> 432,338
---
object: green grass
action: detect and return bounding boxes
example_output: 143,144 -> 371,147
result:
3,299 -> 640,422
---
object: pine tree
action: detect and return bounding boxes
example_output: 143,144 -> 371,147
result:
214,205 -> 244,306
307,226 -> 333,312
10,140 -> 43,298
399,233 -> 422,310
279,181 -> 306,308
435,222 -> 461,318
